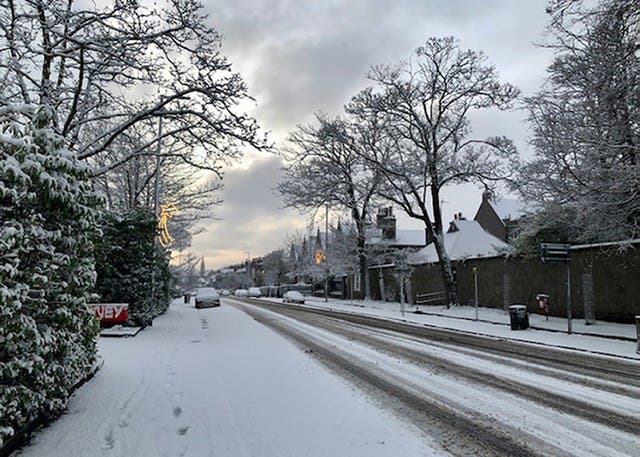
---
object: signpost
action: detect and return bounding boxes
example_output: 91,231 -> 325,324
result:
540,243 -> 572,334
472,265 -> 479,321
89,303 -> 129,324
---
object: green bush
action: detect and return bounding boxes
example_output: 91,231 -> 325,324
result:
0,109 -> 100,445
94,209 -> 172,326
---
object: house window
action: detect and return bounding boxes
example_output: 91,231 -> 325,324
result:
353,269 -> 361,292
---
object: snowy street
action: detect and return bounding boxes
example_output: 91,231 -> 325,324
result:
15,299 -> 433,457
228,298 -> 640,457
17,298 -> 640,457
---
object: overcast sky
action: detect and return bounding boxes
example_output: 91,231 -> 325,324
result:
190,0 -> 554,269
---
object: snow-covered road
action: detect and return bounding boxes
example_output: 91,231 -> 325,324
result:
228,297 -> 640,457
16,300 -> 435,457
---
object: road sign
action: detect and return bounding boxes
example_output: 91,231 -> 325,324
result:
540,243 -> 571,262
539,243 -> 573,334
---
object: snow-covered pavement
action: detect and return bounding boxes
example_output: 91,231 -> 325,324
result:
16,299 -> 434,457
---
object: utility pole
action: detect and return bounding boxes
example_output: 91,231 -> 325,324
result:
153,105 -> 164,218
150,105 -> 163,325
324,203 -> 329,303
566,260 -> 572,334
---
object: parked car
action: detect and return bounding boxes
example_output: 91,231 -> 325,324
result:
247,287 -> 262,298
220,289 -> 231,296
234,289 -> 249,297
194,288 -> 220,308
283,290 -> 305,304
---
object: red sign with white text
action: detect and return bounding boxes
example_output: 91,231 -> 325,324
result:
89,303 -> 129,323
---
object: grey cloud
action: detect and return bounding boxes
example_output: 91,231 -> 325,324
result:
191,0 -> 554,267
190,154 -> 307,266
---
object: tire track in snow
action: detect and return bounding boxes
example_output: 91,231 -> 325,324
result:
231,301 -> 560,457
242,298 -> 640,385
231,299 -> 640,457
264,305 -> 640,435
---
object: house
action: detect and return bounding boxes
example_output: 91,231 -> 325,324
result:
366,207 -> 426,249
473,191 -> 527,243
410,216 -> 512,265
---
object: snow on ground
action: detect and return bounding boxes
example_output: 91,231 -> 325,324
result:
229,299 -> 640,457
16,299 -> 437,457
258,296 -> 640,359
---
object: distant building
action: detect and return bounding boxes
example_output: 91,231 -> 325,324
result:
473,191 -> 526,243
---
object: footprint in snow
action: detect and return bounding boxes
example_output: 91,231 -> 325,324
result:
172,406 -> 182,418
177,426 -> 189,436
102,428 -> 115,449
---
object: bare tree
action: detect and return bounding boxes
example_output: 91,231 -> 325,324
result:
517,0 -> 639,246
262,249 -> 287,286
277,114 -> 382,298
348,37 -> 520,306
0,0 -> 265,174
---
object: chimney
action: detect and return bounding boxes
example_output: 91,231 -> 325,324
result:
376,207 -> 396,240
482,190 -> 493,203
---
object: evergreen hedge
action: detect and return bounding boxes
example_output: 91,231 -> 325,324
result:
0,110 -> 100,445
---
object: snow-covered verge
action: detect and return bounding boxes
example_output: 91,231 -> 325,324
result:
15,299 -> 436,457
0,109 -> 100,446
256,296 -> 640,359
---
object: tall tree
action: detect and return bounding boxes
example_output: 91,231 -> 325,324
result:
349,37 -> 520,306
277,114 -> 382,298
517,0 -> 639,245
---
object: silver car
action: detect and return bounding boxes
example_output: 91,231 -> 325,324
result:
283,291 -> 305,304
195,288 -> 220,308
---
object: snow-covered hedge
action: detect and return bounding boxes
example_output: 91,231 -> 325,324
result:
0,109 -> 100,445
94,209 -> 172,327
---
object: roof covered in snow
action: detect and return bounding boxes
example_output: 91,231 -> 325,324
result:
489,198 -> 526,221
410,220 -> 512,265
367,228 -> 426,247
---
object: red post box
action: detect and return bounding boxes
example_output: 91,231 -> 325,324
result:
536,294 -> 549,321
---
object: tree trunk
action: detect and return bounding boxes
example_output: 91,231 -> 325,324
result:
431,232 -> 458,308
406,274 -> 414,306
358,245 -> 371,300
429,185 -> 459,307
356,228 -> 371,300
